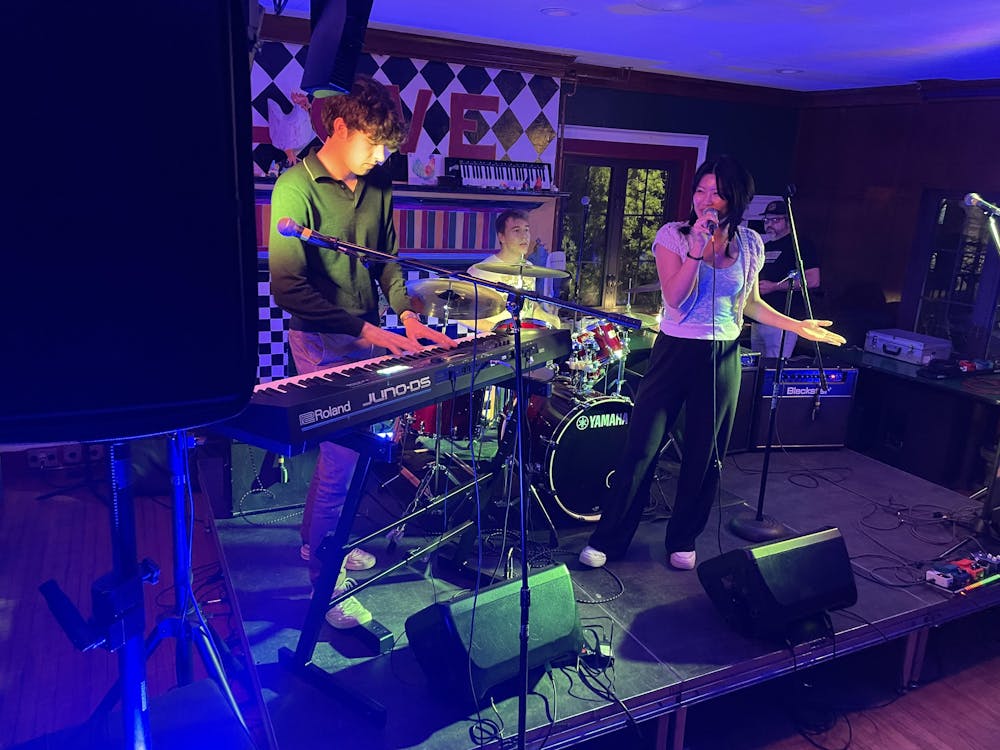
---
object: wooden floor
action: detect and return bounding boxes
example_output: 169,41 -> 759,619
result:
0,446 -> 268,749
574,610 -> 1000,750
3,445 -> 999,750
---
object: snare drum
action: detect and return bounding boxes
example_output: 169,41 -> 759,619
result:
492,317 -> 552,332
524,384 -> 633,521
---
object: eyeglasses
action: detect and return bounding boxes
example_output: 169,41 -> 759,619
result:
762,216 -> 786,224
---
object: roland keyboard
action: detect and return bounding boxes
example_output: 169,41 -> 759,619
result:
215,328 -> 570,455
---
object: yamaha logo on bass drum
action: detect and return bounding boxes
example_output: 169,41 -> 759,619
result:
575,411 -> 629,430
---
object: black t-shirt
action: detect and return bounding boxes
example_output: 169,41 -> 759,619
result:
759,233 -> 820,318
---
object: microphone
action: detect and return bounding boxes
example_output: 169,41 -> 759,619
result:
704,208 -> 719,234
964,193 -> 1000,218
276,217 -> 330,246
777,269 -> 800,284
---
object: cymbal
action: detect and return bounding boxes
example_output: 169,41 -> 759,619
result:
630,281 -> 662,294
632,312 -> 662,331
473,261 -> 570,279
406,279 -> 506,319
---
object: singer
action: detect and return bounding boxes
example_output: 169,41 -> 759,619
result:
579,156 -> 845,572
268,76 -> 455,630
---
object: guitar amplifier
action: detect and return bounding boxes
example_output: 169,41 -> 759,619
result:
753,368 -> 857,449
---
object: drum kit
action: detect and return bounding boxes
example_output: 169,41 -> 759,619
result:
399,262 -> 664,523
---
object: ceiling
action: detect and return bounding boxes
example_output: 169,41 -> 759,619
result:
272,0 -> 1000,92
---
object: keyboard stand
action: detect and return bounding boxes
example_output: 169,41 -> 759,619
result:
278,428 -> 489,724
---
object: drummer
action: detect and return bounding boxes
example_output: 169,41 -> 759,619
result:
462,209 -> 561,330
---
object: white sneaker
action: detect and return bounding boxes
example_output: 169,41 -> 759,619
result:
579,545 -> 608,568
300,544 -> 376,571
344,547 -> 376,571
669,551 -> 696,570
323,578 -> 373,630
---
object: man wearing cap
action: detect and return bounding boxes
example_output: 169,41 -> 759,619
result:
751,200 -> 821,359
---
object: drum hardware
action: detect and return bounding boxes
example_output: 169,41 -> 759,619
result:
391,292 -> 484,546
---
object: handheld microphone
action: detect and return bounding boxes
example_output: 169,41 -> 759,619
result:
964,193 -> 1000,218
704,208 -> 719,234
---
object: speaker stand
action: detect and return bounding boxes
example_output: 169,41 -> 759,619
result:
86,434 -> 248,738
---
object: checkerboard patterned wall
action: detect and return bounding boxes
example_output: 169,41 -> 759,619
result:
251,43 -> 561,175
250,42 -> 561,381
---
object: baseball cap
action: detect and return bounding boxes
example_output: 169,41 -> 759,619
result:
763,200 -> 787,217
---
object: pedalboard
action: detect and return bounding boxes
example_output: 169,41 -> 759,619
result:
925,552 -> 1000,593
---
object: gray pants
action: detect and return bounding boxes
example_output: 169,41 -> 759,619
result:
288,330 -> 376,584
751,322 -> 797,359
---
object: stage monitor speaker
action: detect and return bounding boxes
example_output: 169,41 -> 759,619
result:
301,0 -> 374,98
1,2 -> 257,444
405,564 -> 583,708
697,526 -> 857,641
753,368 -> 857,449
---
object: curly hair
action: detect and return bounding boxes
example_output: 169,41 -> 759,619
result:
319,75 -> 407,149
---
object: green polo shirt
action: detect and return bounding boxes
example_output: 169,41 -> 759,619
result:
268,152 -> 411,336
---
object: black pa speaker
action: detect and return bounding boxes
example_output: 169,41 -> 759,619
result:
697,527 -> 857,641
405,564 -> 583,708
2,2 -> 256,444
301,0 -> 374,98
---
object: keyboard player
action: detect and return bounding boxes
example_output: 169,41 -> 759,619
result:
268,76 -> 455,630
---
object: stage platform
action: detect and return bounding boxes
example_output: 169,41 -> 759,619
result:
213,446 -> 1000,750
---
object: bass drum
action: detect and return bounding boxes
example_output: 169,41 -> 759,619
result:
529,384 -> 633,522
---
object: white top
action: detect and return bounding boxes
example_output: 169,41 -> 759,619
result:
654,222 -> 765,341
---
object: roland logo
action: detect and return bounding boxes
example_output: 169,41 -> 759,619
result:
299,401 -> 351,426
575,412 -> 629,430
785,386 -> 817,396
362,376 -> 433,408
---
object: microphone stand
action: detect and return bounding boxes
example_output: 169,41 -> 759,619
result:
278,219 -> 639,748
973,208 -> 1000,542
573,197 -> 591,324
730,187 -> 829,542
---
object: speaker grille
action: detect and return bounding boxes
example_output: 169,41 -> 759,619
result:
698,527 -> 858,640
405,564 -> 582,706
